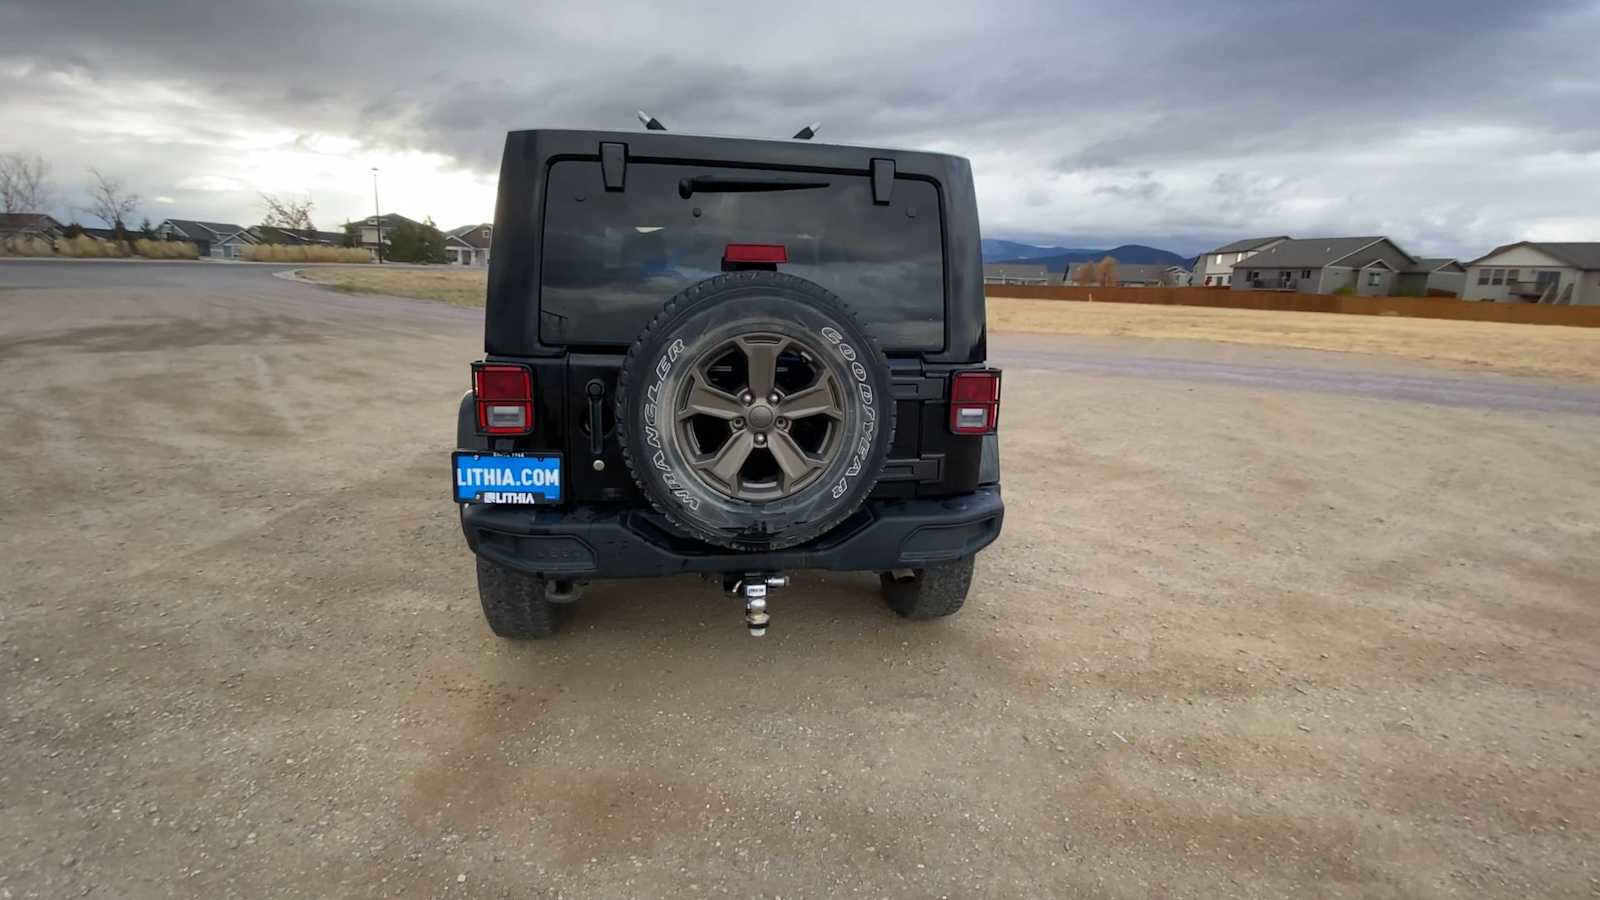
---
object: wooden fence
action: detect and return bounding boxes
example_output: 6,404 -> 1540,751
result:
986,285 -> 1600,328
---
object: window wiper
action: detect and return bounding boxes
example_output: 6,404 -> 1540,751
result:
678,175 -> 830,199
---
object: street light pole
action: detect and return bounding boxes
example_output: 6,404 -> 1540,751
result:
371,167 -> 383,264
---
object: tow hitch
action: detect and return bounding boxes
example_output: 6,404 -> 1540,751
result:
728,572 -> 788,636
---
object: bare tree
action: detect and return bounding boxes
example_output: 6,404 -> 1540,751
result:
260,193 -> 316,232
0,153 -> 55,214
85,167 -> 140,229
1096,256 -> 1119,287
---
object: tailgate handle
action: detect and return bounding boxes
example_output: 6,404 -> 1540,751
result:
585,380 -> 606,456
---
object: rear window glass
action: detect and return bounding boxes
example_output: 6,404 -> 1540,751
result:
538,161 -> 944,350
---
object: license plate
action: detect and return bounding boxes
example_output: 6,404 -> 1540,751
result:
452,452 -> 562,504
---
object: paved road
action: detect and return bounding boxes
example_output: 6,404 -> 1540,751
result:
7,259 -> 1598,416
3,259 -> 1597,899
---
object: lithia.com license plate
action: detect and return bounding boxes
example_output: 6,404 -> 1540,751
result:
452,452 -> 562,504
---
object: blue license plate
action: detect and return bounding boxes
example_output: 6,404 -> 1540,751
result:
452,452 -> 562,504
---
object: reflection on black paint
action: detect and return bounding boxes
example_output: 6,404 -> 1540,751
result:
539,161 -> 944,350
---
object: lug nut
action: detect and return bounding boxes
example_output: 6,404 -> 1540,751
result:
732,417 -> 744,429
740,392 -> 754,404
768,392 -> 780,403
754,434 -> 767,446
776,417 -> 789,429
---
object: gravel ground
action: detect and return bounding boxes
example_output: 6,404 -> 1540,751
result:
2,260 -> 1597,899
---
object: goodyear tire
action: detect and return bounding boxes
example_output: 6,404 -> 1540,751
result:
476,557 -> 571,639
617,271 -> 896,550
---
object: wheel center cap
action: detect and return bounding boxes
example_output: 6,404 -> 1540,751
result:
747,403 -> 776,430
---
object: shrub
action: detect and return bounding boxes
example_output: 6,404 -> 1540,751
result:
1,236 -> 57,257
55,235 -> 126,258
240,244 -> 371,263
132,239 -> 199,259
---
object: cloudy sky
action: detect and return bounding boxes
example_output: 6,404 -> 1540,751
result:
3,0 -> 1598,257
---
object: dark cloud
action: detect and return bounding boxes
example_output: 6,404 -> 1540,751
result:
2,0 -> 1598,254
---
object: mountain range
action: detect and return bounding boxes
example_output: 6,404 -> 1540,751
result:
982,239 -> 1192,273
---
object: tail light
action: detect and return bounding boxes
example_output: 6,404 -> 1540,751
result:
723,243 -> 788,265
949,370 -> 1001,435
472,363 -> 534,434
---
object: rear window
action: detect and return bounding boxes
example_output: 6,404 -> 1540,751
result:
538,160 -> 944,350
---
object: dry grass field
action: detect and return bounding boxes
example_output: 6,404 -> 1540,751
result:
989,296 -> 1600,380
298,265 -> 487,307
294,268 -> 1600,379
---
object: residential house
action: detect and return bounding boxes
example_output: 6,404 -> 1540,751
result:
1230,236 -> 1425,296
0,212 -> 62,242
1067,262 -> 1190,287
1194,236 -> 1289,287
157,219 -> 254,258
252,225 -> 346,247
982,262 -> 1051,285
445,223 -> 492,266
346,213 -> 425,260
1415,258 -> 1466,297
1461,242 -> 1600,305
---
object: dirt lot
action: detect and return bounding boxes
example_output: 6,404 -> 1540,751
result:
297,267 -> 1600,380
3,260 -> 1598,899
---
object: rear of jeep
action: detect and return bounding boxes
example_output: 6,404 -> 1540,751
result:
455,128 -> 1003,637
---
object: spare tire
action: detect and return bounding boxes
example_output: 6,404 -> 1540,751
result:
617,271 -> 896,550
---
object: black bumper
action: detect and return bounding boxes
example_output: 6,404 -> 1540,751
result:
460,486 -> 1003,579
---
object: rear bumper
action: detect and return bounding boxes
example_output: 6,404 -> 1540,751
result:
460,486 -> 1003,579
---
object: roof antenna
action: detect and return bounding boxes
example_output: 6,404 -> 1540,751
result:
792,121 -> 821,140
636,110 -> 667,131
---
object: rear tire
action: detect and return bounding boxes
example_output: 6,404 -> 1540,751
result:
475,557 -> 570,639
880,556 -> 975,619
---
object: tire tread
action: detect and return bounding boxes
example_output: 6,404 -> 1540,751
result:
476,557 -> 568,639
616,271 -> 896,550
881,556 -> 975,619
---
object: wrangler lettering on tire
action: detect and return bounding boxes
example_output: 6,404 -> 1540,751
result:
617,271 -> 896,550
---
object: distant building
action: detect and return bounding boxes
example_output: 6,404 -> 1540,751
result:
1194,236 -> 1289,287
157,219 -> 254,258
1066,261 -> 1190,287
1461,242 -> 1600,305
1414,258 -> 1467,297
345,213 -> 426,260
1230,236 -> 1426,296
982,262 -> 1051,285
253,226 -> 346,247
445,223 -> 492,267
0,212 -> 62,242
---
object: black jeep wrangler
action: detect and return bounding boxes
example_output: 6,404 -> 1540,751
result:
454,127 -> 1003,637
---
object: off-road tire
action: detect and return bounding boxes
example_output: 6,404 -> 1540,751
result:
475,557 -> 570,639
616,271 -> 896,550
881,556 -> 975,619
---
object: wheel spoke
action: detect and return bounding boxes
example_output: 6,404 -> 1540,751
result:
680,377 -> 745,420
767,430 -> 819,490
777,373 -> 842,419
739,337 -> 784,399
700,430 -> 755,486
